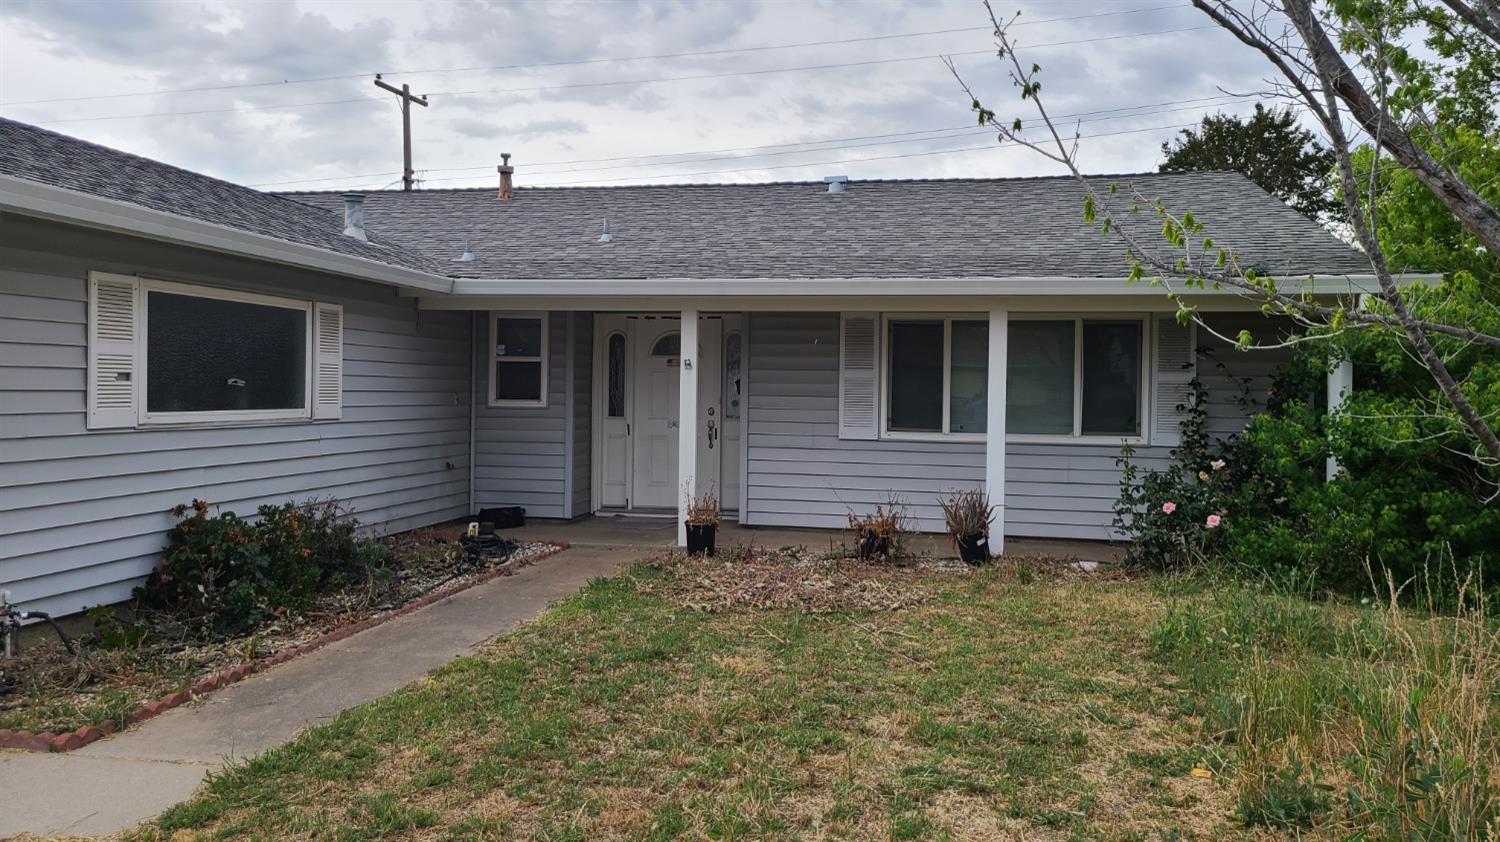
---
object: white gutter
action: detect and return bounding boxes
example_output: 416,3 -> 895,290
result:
439,273 -> 1436,299
0,174 -> 455,295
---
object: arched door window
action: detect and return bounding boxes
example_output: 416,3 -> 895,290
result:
651,332 -> 681,357
606,332 -> 626,418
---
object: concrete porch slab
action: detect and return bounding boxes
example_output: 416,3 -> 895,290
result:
502,515 -> 1126,564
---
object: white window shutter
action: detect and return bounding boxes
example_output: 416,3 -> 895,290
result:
87,272 -> 139,429
1151,315 -> 1197,446
839,313 -> 880,440
313,303 -> 343,420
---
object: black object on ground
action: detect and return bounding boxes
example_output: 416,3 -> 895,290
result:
460,532 -> 517,561
475,507 -> 526,529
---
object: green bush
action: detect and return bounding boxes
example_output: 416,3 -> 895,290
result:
135,498 -> 385,637
1116,340 -> 1499,602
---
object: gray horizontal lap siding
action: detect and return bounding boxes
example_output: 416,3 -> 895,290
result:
0,219 -> 472,617
745,312 -> 1276,539
570,313 -> 593,519
472,311 -> 580,519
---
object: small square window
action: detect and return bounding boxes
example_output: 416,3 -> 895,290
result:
489,313 -> 547,406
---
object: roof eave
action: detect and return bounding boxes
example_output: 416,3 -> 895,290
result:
0,174 -> 456,295
439,273 -> 1432,299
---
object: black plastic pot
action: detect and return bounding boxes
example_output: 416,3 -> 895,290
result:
685,522 -> 717,556
955,532 -> 990,565
854,530 -> 891,560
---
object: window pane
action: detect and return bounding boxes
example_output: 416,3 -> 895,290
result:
495,360 -> 542,401
607,333 -> 626,417
496,317 -> 542,357
146,291 -> 306,413
949,320 -> 987,433
888,321 -> 944,432
1007,320 -> 1075,435
651,332 -> 680,357
724,332 -> 742,419
1081,321 -> 1142,435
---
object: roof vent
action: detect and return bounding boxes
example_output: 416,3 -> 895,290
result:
598,218 -> 613,243
342,193 -> 367,241
497,153 -> 514,200
823,175 -> 849,194
454,239 -> 475,262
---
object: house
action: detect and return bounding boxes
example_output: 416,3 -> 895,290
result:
1,117 -> 1379,618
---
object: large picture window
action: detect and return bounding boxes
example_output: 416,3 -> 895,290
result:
489,312 -> 548,407
880,314 -> 1146,441
141,282 -> 313,423
1009,317 -> 1145,438
883,317 -> 988,435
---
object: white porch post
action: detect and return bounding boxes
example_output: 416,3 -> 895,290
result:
1325,355 -> 1353,480
986,307 -> 1008,555
678,309 -> 700,546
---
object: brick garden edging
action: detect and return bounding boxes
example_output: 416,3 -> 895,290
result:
0,541 -> 568,754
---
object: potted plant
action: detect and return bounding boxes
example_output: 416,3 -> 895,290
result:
685,491 -> 720,556
939,489 -> 996,565
847,499 -> 908,561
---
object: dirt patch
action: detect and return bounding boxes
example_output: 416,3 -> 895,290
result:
0,534 -> 556,737
635,546 -> 970,614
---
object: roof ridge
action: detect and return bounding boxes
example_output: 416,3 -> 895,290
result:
275,170 -> 1246,195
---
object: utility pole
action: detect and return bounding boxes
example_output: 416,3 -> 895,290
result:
373,74 -> 428,191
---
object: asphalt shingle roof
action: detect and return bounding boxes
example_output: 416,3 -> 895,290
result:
283,172 -> 1371,280
0,118 -> 445,276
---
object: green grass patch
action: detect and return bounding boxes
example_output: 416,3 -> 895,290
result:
132,560 -> 1390,840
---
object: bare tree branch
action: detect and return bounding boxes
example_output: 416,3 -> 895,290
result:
1438,0 -> 1500,45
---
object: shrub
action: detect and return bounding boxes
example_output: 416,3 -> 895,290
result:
1114,378 -> 1235,570
1116,342 -> 1499,602
136,498 -> 383,637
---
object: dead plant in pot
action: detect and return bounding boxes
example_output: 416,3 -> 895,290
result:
847,497 -> 911,561
685,491 -> 721,556
939,489 -> 995,565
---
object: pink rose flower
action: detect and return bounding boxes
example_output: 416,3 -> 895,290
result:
1206,514 -> 1222,528
1162,502 -> 1177,514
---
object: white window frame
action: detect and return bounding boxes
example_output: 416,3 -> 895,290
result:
488,311 -> 549,408
878,312 -> 1150,444
1006,314 -> 1150,445
138,279 -> 315,426
881,313 -> 988,442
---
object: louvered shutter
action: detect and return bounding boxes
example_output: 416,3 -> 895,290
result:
839,313 -> 880,440
1150,316 -> 1197,446
87,272 -> 139,429
313,303 -> 343,420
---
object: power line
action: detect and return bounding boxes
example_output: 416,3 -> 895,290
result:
255,93 -> 1248,189
512,121 -> 1206,187
0,4 -> 1189,107
29,25 -> 1220,126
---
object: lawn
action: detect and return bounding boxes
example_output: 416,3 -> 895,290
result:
132,549 -> 1497,840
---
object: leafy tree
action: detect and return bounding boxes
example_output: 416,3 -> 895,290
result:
950,0 -> 1500,475
1160,104 -> 1342,223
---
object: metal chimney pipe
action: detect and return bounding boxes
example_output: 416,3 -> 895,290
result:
497,153 -> 514,200
342,193 -> 367,241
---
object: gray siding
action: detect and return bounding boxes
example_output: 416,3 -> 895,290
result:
744,312 -> 1281,539
472,311 -> 592,519
0,219 -> 471,617
570,313 -> 593,518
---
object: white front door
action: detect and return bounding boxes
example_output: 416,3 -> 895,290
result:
598,315 -> 723,511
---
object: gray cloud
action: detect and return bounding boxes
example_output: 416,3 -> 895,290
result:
0,1 -> 1286,191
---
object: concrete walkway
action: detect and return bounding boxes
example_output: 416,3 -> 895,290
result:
0,546 -> 626,839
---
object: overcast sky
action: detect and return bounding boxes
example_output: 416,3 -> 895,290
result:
0,0 -> 1277,193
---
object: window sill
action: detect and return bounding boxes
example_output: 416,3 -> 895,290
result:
875,431 -> 1146,446
135,413 -> 322,430
487,400 -> 549,409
